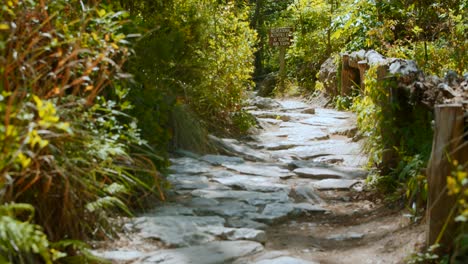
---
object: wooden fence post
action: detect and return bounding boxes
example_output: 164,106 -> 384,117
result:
426,104 -> 467,252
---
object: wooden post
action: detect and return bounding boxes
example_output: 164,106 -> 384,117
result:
357,61 -> 368,91
278,46 -> 286,92
426,104 -> 467,252
341,54 -> 350,96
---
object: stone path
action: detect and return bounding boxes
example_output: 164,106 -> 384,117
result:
93,96 -> 369,264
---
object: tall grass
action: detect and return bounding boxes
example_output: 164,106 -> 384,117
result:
0,0 -> 166,261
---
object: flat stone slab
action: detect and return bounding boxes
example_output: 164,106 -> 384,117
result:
223,163 -> 294,179
249,203 -> 295,224
234,250 -> 319,264
169,157 -> 212,175
278,100 -> 310,110
293,167 -> 347,179
313,179 -> 359,190
293,166 -> 367,179
211,174 -> 289,192
254,256 -> 318,264
292,203 -> 327,214
273,140 -> 362,160
131,216 -> 225,247
249,97 -> 282,110
200,226 -> 267,243
250,111 -> 313,122
92,250 -> 146,262
201,154 -> 245,166
227,218 -> 268,230
145,204 -> 195,216
193,200 -> 258,218
258,118 -> 283,126
167,174 -> 211,190
191,189 -> 290,206
138,240 -> 263,264
209,135 -> 270,161
326,232 -> 365,241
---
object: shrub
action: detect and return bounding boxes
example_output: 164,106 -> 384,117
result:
0,0 -> 165,247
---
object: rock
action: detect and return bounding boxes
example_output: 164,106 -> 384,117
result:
257,72 -> 278,97
438,83 -> 457,98
273,140 -> 362,160
264,143 -> 300,151
326,232 -> 365,241
234,250 -> 319,264
167,174 -> 211,190
301,107 -> 316,114
291,185 -> 323,204
146,204 -> 195,216
278,100 -> 310,110
311,155 -> 344,164
250,203 -> 295,224
300,116 -> 349,128
184,197 -> 220,207
223,163 -> 294,179
313,179 -> 359,190
250,111 -> 313,122
388,59 -> 421,84
193,200 -> 258,218
294,166 -> 367,179
131,216 -> 225,247
249,96 -> 282,110
198,226 -> 267,243
169,157 -> 212,175
200,154 -> 245,166
292,203 -> 326,215
294,167 -> 347,179
191,189 -> 290,206
209,135 -> 271,162
92,250 -> 146,262
229,228 -> 267,243
258,118 -> 283,126
138,240 -> 264,264
211,174 -> 289,192
318,57 -> 339,96
227,218 -> 268,230
253,256 -> 318,264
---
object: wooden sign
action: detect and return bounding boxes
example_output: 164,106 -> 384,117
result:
269,27 -> 293,47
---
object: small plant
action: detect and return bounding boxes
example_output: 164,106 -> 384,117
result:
0,203 -> 65,264
446,160 -> 468,262
406,244 -> 441,264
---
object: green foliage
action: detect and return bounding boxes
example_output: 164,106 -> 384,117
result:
0,0 -> 165,249
284,0 -> 350,90
0,203 -> 65,264
125,0 -> 257,141
351,65 -> 433,202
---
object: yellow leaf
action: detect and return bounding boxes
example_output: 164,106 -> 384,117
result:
32,95 -> 43,108
0,24 -> 9,30
97,9 -> 106,17
17,153 -> 31,169
111,43 -> 119,49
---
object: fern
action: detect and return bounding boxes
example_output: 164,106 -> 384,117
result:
0,203 -> 65,264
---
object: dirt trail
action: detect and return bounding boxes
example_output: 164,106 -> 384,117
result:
93,96 -> 425,264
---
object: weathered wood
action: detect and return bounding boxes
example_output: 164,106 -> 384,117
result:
341,54 -> 359,96
278,46 -> 286,92
357,61 -> 368,91
426,104 -> 467,252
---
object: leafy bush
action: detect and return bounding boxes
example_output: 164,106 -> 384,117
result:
125,0 -> 257,143
0,0 -> 165,247
0,203 -> 63,264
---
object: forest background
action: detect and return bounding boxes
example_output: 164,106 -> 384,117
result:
0,0 -> 466,262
